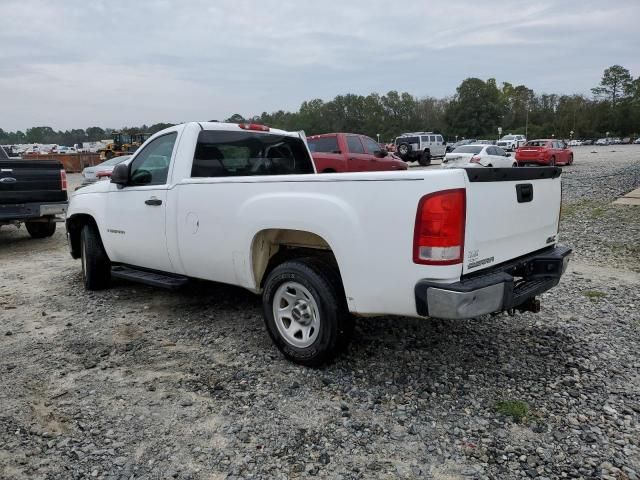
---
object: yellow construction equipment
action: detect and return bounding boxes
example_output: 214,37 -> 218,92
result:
99,132 -> 151,160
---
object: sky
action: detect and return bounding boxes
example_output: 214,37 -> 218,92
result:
1,0 -> 639,131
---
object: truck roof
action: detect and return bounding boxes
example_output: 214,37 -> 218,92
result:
196,121 -> 299,138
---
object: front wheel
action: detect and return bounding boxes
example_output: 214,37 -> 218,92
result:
80,224 -> 111,290
262,258 -> 353,367
25,219 -> 56,238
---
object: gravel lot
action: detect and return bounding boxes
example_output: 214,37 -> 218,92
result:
1,146 -> 639,480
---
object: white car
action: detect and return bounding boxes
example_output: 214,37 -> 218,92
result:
595,138 -> 610,146
496,134 -> 526,151
441,144 -> 517,169
65,122 -> 570,366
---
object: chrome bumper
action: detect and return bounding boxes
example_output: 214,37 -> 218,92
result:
415,245 -> 572,319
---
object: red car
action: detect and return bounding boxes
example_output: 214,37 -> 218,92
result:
307,133 -> 407,173
515,139 -> 574,166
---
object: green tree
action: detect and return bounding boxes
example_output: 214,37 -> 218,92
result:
445,78 -> 504,137
591,65 -> 633,107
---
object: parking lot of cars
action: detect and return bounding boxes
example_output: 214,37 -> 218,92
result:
1,144 -> 639,479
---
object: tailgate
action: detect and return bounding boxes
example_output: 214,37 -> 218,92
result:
463,167 -> 561,275
0,160 -> 66,204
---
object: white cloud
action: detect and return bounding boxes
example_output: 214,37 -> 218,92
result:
1,0 -> 639,130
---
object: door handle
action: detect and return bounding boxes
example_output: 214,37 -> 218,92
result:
145,198 -> 162,206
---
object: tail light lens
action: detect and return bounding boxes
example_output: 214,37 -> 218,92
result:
413,189 -> 466,265
470,156 -> 482,163
60,170 -> 67,191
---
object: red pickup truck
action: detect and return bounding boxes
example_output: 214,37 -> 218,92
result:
307,133 -> 407,173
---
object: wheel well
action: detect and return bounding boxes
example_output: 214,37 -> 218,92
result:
251,229 -> 338,288
66,214 -> 99,259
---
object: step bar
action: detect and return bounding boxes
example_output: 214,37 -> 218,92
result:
111,265 -> 189,289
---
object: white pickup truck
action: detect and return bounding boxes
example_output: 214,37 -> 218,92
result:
66,122 -> 571,366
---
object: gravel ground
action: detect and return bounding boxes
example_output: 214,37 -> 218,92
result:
1,146 -> 639,480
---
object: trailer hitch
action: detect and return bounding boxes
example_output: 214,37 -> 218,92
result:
516,297 -> 541,314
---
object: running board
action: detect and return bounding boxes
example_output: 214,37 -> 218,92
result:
111,266 -> 189,289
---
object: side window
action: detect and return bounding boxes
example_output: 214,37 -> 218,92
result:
362,136 -> 382,154
436,135 -> 443,143
346,136 -> 365,154
129,132 -> 177,186
421,136 -> 429,144
430,135 -> 437,142
496,147 -> 507,156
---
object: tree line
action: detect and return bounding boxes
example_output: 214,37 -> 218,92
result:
1,65 -> 638,146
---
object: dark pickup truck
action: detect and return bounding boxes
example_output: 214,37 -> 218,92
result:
0,148 -> 68,238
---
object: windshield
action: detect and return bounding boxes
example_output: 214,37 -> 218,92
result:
501,135 -> 515,140
452,146 -> 483,154
100,155 -> 131,166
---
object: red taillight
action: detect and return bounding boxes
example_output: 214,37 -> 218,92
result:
238,123 -> 270,132
470,156 -> 481,163
60,170 -> 67,191
413,189 -> 466,265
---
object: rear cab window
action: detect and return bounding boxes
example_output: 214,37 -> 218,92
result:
453,146 -> 483,154
307,136 -> 340,154
191,130 -> 314,178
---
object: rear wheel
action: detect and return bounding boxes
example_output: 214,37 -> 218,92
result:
80,224 -> 111,290
418,150 -> 431,166
262,258 -> 353,367
568,154 -> 574,165
25,219 -> 56,238
512,162 -> 518,168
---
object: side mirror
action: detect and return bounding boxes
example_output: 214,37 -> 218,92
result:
374,149 -> 388,158
110,163 -> 129,187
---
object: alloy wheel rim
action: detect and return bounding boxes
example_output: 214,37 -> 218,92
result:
272,281 -> 320,348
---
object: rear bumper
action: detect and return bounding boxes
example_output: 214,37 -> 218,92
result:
0,201 -> 67,222
415,245 -> 572,319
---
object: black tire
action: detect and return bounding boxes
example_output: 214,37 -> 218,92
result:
80,224 -> 111,290
262,257 -> 354,367
568,154 -> 574,165
418,151 -> 431,166
25,219 -> 56,238
549,156 -> 556,166
512,162 -> 518,168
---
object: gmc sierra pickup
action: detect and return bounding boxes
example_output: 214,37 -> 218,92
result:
0,147 -> 68,238
66,122 -> 571,365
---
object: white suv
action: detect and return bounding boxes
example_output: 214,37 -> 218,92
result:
394,132 -> 446,166
497,134 -> 526,152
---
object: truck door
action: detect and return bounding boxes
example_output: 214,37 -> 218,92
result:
104,132 -> 178,272
361,135 -> 387,170
345,135 -> 372,172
